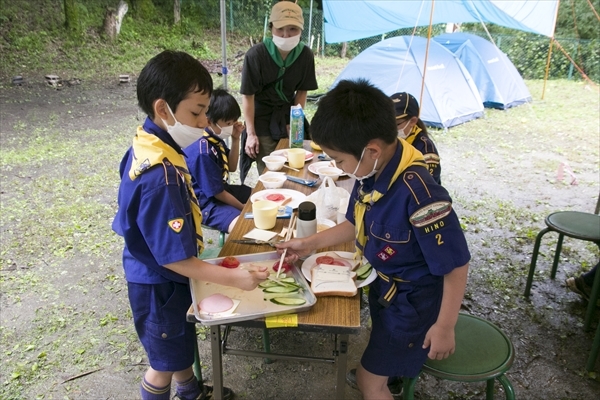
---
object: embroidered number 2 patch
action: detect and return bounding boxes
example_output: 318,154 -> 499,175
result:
168,218 -> 184,233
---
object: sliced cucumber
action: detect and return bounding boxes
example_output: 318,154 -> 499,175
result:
259,281 -> 279,289
358,269 -> 373,280
355,262 -> 372,277
279,277 -> 296,283
263,291 -> 304,300
270,297 -> 306,306
263,286 -> 300,294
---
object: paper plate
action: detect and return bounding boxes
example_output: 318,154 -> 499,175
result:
271,148 -> 314,162
250,189 -> 307,209
301,251 -> 377,288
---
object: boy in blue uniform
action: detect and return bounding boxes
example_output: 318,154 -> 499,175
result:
185,89 -> 250,233
277,79 -> 470,400
112,51 -> 268,400
391,92 -> 442,184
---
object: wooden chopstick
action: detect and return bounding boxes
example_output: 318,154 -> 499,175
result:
276,213 -> 297,278
282,165 -> 300,172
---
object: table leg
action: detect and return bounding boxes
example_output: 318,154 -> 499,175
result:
211,325 -> 224,400
335,334 -> 349,400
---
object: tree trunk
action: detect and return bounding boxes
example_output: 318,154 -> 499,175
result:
174,0 -> 181,25
340,42 -> 347,58
103,8 -> 118,40
63,0 -> 79,31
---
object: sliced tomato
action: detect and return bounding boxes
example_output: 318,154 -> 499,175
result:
315,256 -> 335,265
266,193 -> 285,202
272,261 -> 293,273
220,256 -> 240,269
330,260 -> 348,266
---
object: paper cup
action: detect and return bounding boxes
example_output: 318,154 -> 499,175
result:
252,200 -> 279,229
287,148 -> 306,169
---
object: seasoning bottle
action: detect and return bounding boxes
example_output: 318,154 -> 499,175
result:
296,201 -> 317,241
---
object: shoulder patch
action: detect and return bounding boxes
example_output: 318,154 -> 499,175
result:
168,218 -> 184,233
423,153 -> 440,165
133,158 -> 152,177
410,201 -> 452,227
211,146 -> 218,157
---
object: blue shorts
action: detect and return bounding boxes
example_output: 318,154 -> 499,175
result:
127,281 -> 196,371
202,184 -> 252,232
361,275 -> 443,378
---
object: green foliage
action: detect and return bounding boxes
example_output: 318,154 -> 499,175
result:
555,0 -> 599,40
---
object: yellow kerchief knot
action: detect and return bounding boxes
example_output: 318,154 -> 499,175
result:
203,131 -> 229,181
404,124 -> 422,146
354,139 -> 425,260
129,127 -> 204,254
265,313 -> 298,328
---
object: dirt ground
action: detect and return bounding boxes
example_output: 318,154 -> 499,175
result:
1,77 -> 599,400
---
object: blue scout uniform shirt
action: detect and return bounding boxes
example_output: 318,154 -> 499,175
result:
346,140 -> 469,282
112,118 -> 199,285
184,127 -> 230,211
407,130 -> 441,184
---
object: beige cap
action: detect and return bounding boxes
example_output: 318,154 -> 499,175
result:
269,1 -> 304,29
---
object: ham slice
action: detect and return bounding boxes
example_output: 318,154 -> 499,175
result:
199,293 -> 234,313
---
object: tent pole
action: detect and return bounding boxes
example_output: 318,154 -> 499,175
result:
419,0 -> 436,117
542,0 -> 561,100
220,0 -> 227,90
308,0 -> 313,49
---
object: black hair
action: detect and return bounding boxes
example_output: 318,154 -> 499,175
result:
311,79 -> 397,159
206,88 -> 241,123
137,50 -> 213,119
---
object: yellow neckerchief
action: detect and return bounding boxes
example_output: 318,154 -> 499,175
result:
404,124 -> 422,145
129,127 -> 204,254
354,138 -> 425,259
203,129 -> 229,181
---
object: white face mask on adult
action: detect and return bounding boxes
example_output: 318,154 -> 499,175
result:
216,124 -> 233,141
347,148 -> 378,182
272,34 -> 301,52
161,104 -> 204,149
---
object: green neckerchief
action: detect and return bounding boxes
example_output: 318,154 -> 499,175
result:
263,37 -> 305,103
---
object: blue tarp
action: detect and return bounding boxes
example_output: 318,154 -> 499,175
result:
332,36 -> 484,128
323,1 -> 559,43
434,33 -> 532,109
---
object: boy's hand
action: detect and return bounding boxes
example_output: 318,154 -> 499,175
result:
275,238 -> 314,262
233,265 -> 269,291
231,121 -> 244,140
423,322 -> 456,360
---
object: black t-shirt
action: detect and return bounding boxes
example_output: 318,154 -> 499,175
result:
241,43 -> 318,133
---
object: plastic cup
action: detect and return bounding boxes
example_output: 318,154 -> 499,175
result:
287,148 -> 306,169
252,200 -> 279,229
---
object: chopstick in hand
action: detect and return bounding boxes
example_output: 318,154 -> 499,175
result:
276,214 -> 297,278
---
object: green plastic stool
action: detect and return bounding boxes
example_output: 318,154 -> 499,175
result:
403,314 -> 515,400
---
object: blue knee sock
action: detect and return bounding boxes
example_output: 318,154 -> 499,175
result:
140,377 -> 170,400
175,375 -> 203,400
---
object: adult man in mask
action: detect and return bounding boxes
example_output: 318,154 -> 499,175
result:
240,0 -> 318,182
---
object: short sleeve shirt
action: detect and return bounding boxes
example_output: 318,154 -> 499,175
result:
346,141 -> 470,281
112,120 -> 199,284
411,132 -> 441,184
184,129 -> 230,209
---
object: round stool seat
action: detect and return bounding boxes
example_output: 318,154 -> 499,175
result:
546,211 -> 600,241
424,314 -> 514,382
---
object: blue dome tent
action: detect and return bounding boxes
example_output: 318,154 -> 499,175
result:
434,33 -> 532,109
332,36 -> 484,129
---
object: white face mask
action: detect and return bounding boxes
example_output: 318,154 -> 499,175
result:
272,34 -> 301,52
216,124 -> 233,141
347,148 -> 378,182
161,104 -> 204,149
397,122 -> 410,139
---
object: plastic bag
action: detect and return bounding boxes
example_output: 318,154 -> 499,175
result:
307,176 -> 350,221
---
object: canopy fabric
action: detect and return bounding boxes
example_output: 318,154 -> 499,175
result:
323,0 -> 559,43
434,32 -> 532,109
333,36 -> 484,128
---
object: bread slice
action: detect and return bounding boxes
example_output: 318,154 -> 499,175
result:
310,264 -> 357,297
